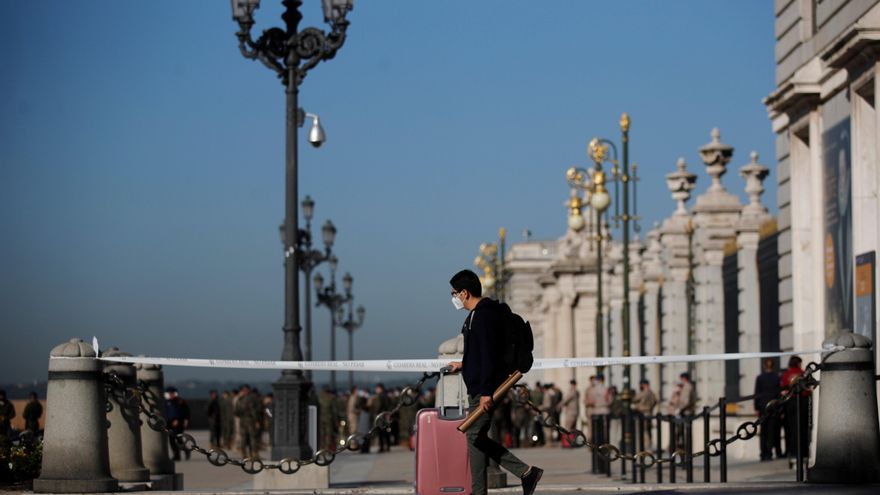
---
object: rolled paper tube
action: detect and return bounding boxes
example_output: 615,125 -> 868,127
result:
457,371 -> 523,433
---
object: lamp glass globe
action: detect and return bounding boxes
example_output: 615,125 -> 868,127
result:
568,213 -> 586,232
591,190 -> 611,212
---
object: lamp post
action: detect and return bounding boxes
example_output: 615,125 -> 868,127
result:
474,228 -> 509,303
230,0 -> 353,461
296,195 -> 337,379
338,299 -> 365,391
589,114 -> 641,396
315,265 -> 352,391
566,159 -> 611,373
585,116 -> 641,479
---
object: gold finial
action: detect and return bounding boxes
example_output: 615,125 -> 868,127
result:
566,166 -> 577,182
588,138 -> 608,165
568,195 -> 583,211
620,112 -> 630,132
499,227 -> 506,240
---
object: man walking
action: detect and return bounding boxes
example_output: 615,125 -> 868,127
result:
446,269 -> 542,495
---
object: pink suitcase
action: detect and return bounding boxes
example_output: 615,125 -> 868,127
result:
414,373 -> 471,495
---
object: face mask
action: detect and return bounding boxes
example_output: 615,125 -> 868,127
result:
451,295 -> 465,311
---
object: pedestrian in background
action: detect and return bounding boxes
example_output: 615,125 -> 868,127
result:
164,387 -> 190,461
781,356 -> 810,469
23,392 -> 43,435
754,358 -> 783,461
346,386 -> 360,437
206,390 -> 222,449
368,383 -> 391,453
530,382 -> 544,445
319,386 -> 338,451
220,390 -> 235,449
541,384 -> 555,446
0,390 -> 15,445
586,374 -> 609,450
262,392 -> 274,448
234,385 -> 261,460
634,379 -> 657,446
562,380 -> 580,432
511,389 -> 529,448
608,385 -> 622,447
678,372 -> 697,416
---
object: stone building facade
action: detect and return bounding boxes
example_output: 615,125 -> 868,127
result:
765,0 -> 879,366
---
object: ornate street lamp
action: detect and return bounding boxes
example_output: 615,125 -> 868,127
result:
231,0 -> 354,461
296,195 -> 336,380
586,113 -> 641,479
567,156 -> 612,374
315,264 -> 352,391
338,300 -> 365,390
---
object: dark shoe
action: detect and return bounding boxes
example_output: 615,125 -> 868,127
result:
521,466 -> 543,495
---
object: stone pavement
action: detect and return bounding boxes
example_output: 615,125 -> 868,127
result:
161,430 -> 878,494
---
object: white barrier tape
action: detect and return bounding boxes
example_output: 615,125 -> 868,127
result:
76,347 -> 839,373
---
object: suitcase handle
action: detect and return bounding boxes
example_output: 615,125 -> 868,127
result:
439,365 -> 466,419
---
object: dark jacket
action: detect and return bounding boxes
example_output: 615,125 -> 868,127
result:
754,371 -> 781,411
461,298 -> 507,397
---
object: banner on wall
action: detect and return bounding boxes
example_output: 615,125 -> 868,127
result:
855,251 -> 876,344
823,117 -> 853,337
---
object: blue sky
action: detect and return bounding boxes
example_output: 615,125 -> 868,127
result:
1,1 -> 776,385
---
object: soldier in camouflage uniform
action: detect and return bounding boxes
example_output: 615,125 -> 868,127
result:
234,385 -> 262,460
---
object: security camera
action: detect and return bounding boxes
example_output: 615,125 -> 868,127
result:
307,114 -> 326,148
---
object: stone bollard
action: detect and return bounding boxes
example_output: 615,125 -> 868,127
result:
808,332 -> 880,483
103,347 -> 150,483
33,339 -> 118,493
134,360 -> 176,477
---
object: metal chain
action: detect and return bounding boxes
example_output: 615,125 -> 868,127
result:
511,360 -> 822,470
104,372 -> 439,475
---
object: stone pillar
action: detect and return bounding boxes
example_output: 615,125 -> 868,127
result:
808,332 -> 880,483
134,361 -> 175,476
659,158 -> 697,400
641,227 -> 664,394
103,348 -> 150,483
693,129 -> 742,405
627,239 -> 644,383
540,284 -> 562,386
33,339 -> 118,493
736,152 -> 772,403
556,275 -> 577,384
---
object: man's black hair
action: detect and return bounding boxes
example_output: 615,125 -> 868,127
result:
450,269 -> 482,297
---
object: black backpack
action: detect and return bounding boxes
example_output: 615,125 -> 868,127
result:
497,302 -> 534,374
